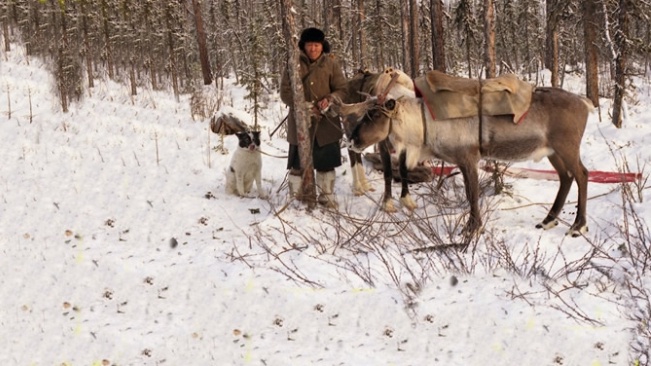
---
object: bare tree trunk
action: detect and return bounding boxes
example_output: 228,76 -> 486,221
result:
2,15 -> 9,52
129,59 -> 137,96
612,0 -> 629,128
80,0 -> 94,89
583,0 -> 599,107
409,0 -> 419,78
165,3 -> 180,102
52,0 -> 69,113
483,0 -> 496,78
400,0 -> 411,76
351,1 -> 358,67
192,0 -> 212,86
334,0 -> 344,62
504,1 -> 519,71
358,0 -> 368,68
280,0 -> 316,208
482,0 -> 500,192
455,0 -> 474,78
100,0 -> 114,79
646,23 -> 651,78
545,0 -> 559,87
430,0 -> 446,72
374,0 -> 385,69
323,0 -> 332,34
465,38 -> 472,78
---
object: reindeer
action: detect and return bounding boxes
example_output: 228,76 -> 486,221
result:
334,69 -> 593,237
343,70 -> 379,196
342,68 -> 417,204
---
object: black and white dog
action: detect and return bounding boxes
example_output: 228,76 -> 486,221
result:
225,130 -> 266,198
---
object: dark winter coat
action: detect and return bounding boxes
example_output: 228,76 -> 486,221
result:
280,52 -> 348,147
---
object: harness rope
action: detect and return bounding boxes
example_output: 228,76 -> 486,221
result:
420,99 -> 427,145
259,150 -> 288,159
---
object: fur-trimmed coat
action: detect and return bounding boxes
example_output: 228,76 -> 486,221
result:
280,52 -> 348,147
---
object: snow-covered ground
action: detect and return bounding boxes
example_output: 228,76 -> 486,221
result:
1,44 -> 650,365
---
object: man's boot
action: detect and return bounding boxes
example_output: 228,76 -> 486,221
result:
316,170 -> 338,209
288,173 -> 302,199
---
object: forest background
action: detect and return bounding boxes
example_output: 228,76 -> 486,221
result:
2,0 -> 650,128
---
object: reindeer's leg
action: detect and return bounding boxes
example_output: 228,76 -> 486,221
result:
459,163 -> 482,236
537,155 -> 573,230
398,150 -> 417,210
349,150 -> 372,195
349,150 -> 363,196
379,140 -> 396,212
355,154 -> 373,192
567,161 -> 589,237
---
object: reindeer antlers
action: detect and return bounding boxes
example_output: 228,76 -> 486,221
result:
377,72 -> 400,105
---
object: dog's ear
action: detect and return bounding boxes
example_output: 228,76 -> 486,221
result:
251,130 -> 261,146
235,131 -> 247,138
234,131 -> 248,146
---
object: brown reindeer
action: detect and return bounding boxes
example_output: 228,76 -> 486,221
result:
334,69 -> 593,237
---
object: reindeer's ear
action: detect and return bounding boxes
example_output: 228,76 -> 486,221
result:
384,99 -> 397,110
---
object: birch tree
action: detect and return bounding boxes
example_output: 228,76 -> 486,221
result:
483,0 -> 496,78
612,0 -> 630,128
280,0 -> 316,207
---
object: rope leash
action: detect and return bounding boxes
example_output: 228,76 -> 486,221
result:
259,150 -> 288,159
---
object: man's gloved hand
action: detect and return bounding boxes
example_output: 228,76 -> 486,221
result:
317,96 -> 331,112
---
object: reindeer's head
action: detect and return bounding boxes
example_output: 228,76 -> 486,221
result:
332,97 -> 398,153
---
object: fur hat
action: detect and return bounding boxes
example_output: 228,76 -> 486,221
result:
299,27 -> 331,54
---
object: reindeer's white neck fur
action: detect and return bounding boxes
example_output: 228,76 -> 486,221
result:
376,69 -> 421,169
387,97 -> 435,169
376,69 -> 416,99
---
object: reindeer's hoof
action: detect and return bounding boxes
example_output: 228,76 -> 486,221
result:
536,219 -> 558,230
400,195 -> 417,211
566,225 -> 588,237
353,185 -> 375,196
460,222 -> 483,239
382,200 -> 397,213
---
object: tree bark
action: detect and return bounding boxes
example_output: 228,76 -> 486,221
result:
430,0 -> 446,72
100,0 -> 114,80
280,0 -> 316,208
545,0 -> 559,87
358,0 -> 368,68
583,0 -> 599,107
409,0 -> 419,78
612,0 -> 629,128
351,1 -> 358,67
165,3 -> 180,102
80,0 -> 94,89
374,0 -> 385,69
400,0 -> 412,76
454,0 -> 474,78
2,10 -> 9,52
192,0 -> 212,86
483,0 -> 496,78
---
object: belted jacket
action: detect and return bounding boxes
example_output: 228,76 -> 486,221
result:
280,52 -> 347,147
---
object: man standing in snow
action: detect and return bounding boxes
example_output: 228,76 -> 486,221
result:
280,27 -> 348,209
